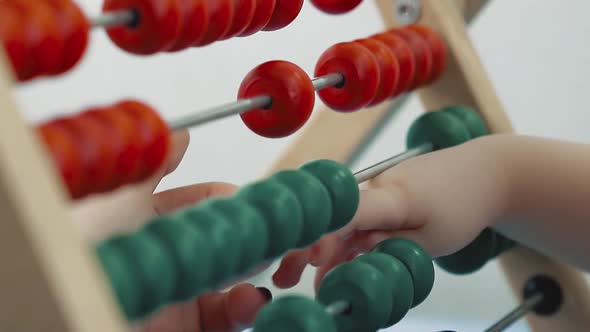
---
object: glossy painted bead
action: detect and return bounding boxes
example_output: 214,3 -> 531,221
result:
300,160 -> 359,231
103,0 -> 183,54
37,122 -> 85,198
237,179 -> 303,258
0,4 -> 31,81
182,205 -> 241,285
111,231 -> 177,319
263,0 -> 303,31
96,243 -> 142,320
407,25 -> 447,83
195,0 -> 234,46
146,216 -> 212,301
371,33 -> 415,96
221,0 -> 255,39
390,28 -> 433,89
205,197 -> 269,273
441,105 -> 488,138
435,228 -> 497,275
355,38 -> 399,106
318,260 -> 392,331
167,0 -> 210,51
406,110 -> 472,151
45,0 -> 89,74
85,107 -> 143,188
271,170 -> 332,247
254,296 -> 337,332
372,238 -> 434,307
315,42 -> 380,111
356,252 -> 414,326
309,0 -> 363,14
116,100 -> 170,181
9,0 -> 64,79
239,0 -> 276,36
239,60 -> 315,138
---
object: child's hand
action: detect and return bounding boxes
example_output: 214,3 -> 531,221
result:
71,130 -> 271,332
272,136 -> 512,290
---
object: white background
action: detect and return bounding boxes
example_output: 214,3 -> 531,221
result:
13,0 -> 590,331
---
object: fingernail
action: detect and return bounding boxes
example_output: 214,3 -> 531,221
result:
256,287 -> 273,302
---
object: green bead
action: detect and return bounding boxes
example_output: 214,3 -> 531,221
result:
110,231 -> 177,318
271,170 -> 333,247
435,228 -> 497,275
238,179 -> 303,258
356,253 -> 414,326
317,261 -> 392,332
182,205 -> 241,285
493,233 -> 517,257
372,238 -> 434,308
96,243 -> 141,320
145,216 -> 212,301
406,111 -> 472,150
442,105 -> 489,138
253,296 -> 337,332
301,160 -> 359,232
206,197 -> 269,273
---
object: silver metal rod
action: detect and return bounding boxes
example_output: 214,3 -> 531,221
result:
354,143 -> 434,183
313,73 -> 344,90
90,10 -> 136,28
167,73 -> 343,131
168,96 -> 272,130
325,301 -> 350,316
484,293 -> 543,332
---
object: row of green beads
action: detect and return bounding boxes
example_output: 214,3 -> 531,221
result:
317,238 -> 434,332
96,159 -> 360,321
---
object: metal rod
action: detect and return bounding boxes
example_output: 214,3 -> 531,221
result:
167,73 -> 343,131
90,10 -> 136,28
484,293 -> 543,332
313,73 -> 344,90
353,143 -> 434,183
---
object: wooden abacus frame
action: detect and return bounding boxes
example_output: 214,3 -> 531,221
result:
0,0 -> 588,331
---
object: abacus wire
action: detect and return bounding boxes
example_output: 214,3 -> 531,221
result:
167,74 -> 345,131
90,10 -> 136,28
354,143 -> 434,183
484,293 -> 543,332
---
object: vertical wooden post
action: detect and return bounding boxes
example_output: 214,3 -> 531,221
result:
0,51 -> 126,330
377,0 -> 590,330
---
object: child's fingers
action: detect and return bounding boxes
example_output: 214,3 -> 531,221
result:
163,130 -> 190,176
313,244 -> 358,292
308,234 -> 341,267
153,182 -> 237,215
272,249 -> 310,289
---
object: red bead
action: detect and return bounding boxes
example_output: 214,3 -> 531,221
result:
263,0 -> 303,31
239,61 -> 315,138
37,122 -> 85,198
407,25 -> 447,84
116,100 -> 171,181
0,4 -> 32,81
309,0 -> 362,14
371,33 -> 415,96
389,28 -> 432,89
45,0 -> 90,74
194,0 -> 234,46
221,0 -> 256,39
85,107 -> 143,190
167,0 -> 210,51
9,0 -> 64,79
314,42 -> 380,112
355,38 -> 399,106
239,0 -> 276,37
103,0 -> 183,55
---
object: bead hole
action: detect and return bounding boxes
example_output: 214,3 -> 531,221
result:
334,75 -> 346,89
127,8 -> 141,29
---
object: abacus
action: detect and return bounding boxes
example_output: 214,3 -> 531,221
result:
0,0 -> 589,331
